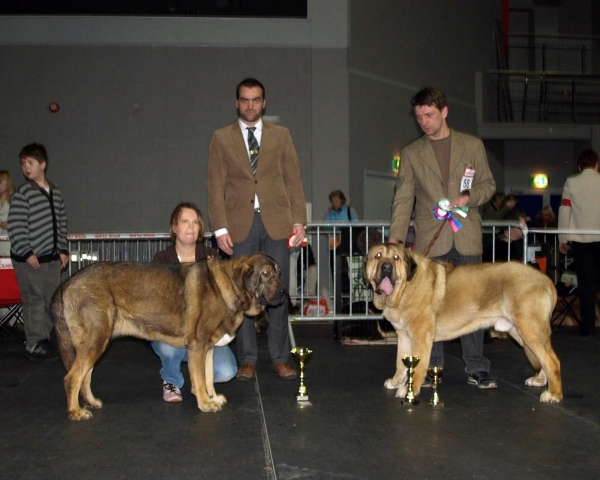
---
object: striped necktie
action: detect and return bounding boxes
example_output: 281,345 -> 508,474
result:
247,127 -> 259,174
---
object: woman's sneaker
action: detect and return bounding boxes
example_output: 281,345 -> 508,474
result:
467,371 -> 497,389
162,382 -> 182,402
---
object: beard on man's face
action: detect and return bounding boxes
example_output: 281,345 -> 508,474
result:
238,107 -> 263,123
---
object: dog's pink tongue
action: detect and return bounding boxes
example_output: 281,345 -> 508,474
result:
378,277 -> 394,295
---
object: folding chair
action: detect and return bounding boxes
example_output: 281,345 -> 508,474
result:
551,284 -> 580,330
0,262 -> 25,344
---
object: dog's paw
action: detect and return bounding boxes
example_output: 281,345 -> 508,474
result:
84,398 -> 103,409
395,385 -> 409,398
212,394 -> 227,406
540,390 -> 561,403
525,371 -> 548,387
198,401 -> 222,413
68,408 -> 93,421
384,379 -> 401,390
525,376 -> 548,387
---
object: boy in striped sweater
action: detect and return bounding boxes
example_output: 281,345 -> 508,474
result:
8,143 -> 69,360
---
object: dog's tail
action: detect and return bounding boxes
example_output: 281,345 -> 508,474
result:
51,284 -> 76,371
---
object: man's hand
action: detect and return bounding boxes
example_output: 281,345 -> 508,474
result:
290,224 -> 306,247
448,193 -> 470,209
60,253 -> 69,269
26,254 -> 40,269
388,238 -> 401,244
559,242 -> 569,255
217,233 -> 234,256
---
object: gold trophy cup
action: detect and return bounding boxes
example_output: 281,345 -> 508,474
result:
291,347 -> 313,402
427,366 -> 444,408
401,355 -> 421,405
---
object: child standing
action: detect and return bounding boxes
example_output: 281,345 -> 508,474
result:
8,143 -> 69,360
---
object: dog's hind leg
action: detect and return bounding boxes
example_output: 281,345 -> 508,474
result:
205,348 -> 226,406
512,320 -> 562,403
65,354 -> 97,420
64,333 -> 110,420
80,367 -> 103,409
509,327 -> 548,387
508,327 -> 548,387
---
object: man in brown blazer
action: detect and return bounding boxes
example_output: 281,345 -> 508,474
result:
207,78 -> 307,380
389,87 -> 497,388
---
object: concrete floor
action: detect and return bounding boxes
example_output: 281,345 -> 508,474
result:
0,324 -> 598,480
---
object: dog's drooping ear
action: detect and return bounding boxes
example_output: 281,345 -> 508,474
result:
406,251 -> 418,282
233,260 -> 253,289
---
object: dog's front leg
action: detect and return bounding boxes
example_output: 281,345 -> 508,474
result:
205,347 -> 227,406
394,329 -> 434,400
404,331 -> 434,399
187,346 -> 222,413
385,329 -> 410,391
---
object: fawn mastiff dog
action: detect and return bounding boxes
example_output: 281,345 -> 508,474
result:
364,243 -> 562,404
51,253 -> 285,420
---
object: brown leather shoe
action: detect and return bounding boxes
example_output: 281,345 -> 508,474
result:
271,362 -> 297,379
236,364 -> 256,380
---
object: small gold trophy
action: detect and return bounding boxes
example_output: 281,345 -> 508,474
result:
427,366 -> 444,408
291,347 -> 313,403
401,355 -> 420,405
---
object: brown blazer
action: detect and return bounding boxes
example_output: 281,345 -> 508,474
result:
390,130 -> 495,257
207,121 -> 307,243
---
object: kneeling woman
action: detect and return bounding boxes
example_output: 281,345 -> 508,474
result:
152,202 -> 237,402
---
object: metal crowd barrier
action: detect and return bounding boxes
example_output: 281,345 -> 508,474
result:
3,223 -> 599,330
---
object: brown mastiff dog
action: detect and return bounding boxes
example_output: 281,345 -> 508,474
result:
364,243 -> 562,404
51,253 -> 285,420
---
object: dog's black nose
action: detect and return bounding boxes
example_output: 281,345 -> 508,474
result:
381,262 -> 393,276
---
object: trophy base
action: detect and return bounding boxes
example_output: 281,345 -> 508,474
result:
430,401 -> 444,408
400,398 -> 420,406
296,397 -> 312,407
296,395 -> 309,402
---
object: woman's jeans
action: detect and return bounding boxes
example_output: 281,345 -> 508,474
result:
151,341 -> 238,388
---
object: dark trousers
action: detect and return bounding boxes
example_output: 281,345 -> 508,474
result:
428,247 -> 491,374
233,212 -> 291,365
571,241 -> 600,335
12,259 -> 61,351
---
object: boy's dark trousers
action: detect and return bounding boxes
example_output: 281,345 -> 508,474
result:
12,259 -> 61,351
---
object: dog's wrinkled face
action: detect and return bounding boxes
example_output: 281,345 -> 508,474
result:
244,253 -> 286,307
364,243 -> 417,308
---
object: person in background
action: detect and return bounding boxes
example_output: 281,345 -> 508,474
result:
151,202 -> 237,402
207,77 -> 306,381
389,87 -> 497,389
483,209 -> 528,263
480,192 -> 506,220
325,190 -> 359,223
0,170 -> 15,257
324,190 -> 359,313
8,144 -> 69,360
558,149 -> 600,336
500,193 -> 518,213
533,206 -> 558,229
